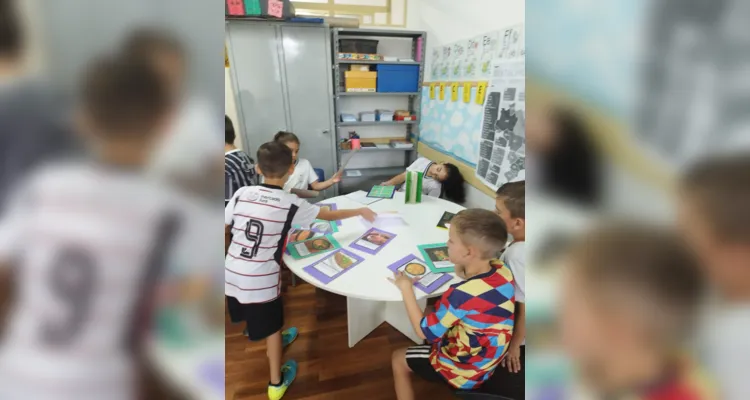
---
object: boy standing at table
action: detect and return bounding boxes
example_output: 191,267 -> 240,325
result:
389,209 -> 515,399
679,154 -> 750,400
224,141 -> 375,400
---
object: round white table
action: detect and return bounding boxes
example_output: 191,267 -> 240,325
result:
283,191 -> 465,347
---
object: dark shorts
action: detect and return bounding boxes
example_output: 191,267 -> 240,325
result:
405,345 -> 447,384
482,345 -> 525,398
225,295 -> 284,341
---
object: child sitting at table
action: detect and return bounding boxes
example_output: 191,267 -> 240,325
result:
488,180 -> 525,398
382,157 -> 466,204
224,141 -> 375,400
273,131 -> 342,194
679,154 -> 750,400
559,223 -> 713,399
389,209 -> 514,399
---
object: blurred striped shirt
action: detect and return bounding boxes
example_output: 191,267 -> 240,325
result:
225,149 -> 256,206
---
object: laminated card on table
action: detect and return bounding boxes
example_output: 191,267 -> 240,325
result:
287,235 -> 341,260
303,249 -> 365,285
316,203 -> 342,226
387,254 -> 452,294
417,243 -> 455,273
367,185 -> 396,199
349,227 -> 397,255
436,211 -> 456,230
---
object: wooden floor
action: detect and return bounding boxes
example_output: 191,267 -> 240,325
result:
225,274 -> 456,400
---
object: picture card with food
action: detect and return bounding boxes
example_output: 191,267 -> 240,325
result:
303,249 -> 365,284
417,243 -> 455,273
387,254 -> 452,294
436,211 -> 456,230
316,202 -> 342,226
367,185 -> 396,199
287,228 -> 322,244
287,235 -> 341,260
349,227 -> 397,255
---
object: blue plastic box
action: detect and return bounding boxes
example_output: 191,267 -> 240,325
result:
375,64 -> 420,93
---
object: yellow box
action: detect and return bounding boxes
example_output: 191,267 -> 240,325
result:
345,71 -> 377,92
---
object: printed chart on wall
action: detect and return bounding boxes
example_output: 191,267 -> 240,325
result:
475,25 -> 526,191
421,23 -> 525,191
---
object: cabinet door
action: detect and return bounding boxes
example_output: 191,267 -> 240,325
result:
226,23 -> 288,159
279,25 -> 337,197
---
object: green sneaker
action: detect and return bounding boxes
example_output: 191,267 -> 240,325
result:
281,327 -> 298,348
267,360 -> 298,400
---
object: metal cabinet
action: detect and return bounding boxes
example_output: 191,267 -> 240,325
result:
226,21 -> 338,198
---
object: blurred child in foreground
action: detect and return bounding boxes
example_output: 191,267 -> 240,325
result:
0,54 -> 217,399
389,209 -> 515,400
559,223 -> 714,399
680,153 -> 750,400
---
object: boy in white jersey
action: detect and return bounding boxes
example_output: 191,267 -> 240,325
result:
679,154 -> 750,400
488,180 -> 525,399
225,141 -> 376,400
0,55 -> 209,399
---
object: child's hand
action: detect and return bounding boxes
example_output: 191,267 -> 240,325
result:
388,271 -> 417,292
500,344 -> 522,373
359,208 -> 377,222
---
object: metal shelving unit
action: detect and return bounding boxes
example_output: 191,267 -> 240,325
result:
331,27 -> 426,194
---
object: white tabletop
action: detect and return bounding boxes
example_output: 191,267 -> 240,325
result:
283,192 -> 465,302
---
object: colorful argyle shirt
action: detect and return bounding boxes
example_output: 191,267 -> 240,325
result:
420,260 -> 515,389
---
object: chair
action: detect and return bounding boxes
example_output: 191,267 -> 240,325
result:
313,168 -> 325,183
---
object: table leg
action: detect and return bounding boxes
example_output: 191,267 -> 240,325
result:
346,297 -> 385,348
384,298 -> 427,345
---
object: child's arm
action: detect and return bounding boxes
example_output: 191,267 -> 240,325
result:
382,172 -> 406,186
502,302 -> 525,373
225,225 -> 232,256
310,170 -> 342,191
317,207 -> 377,223
389,272 -> 465,342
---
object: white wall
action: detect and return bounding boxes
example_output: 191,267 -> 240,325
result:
406,0 -> 525,208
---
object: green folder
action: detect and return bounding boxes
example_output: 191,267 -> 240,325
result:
287,235 -> 341,260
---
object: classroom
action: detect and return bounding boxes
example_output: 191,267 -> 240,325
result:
225,1 -> 525,399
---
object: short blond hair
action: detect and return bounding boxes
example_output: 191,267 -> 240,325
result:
451,209 -> 508,259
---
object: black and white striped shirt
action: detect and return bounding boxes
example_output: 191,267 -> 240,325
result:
225,149 -> 257,205
224,184 -> 320,303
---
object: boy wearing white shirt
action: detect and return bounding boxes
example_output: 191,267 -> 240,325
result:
225,141 -> 375,399
494,181 -> 525,375
679,155 -> 750,400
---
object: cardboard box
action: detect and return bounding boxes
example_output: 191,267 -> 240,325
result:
345,71 -> 377,92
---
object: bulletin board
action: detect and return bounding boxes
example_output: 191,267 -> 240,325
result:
419,24 -> 525,193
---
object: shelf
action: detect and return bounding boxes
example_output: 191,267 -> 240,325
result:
336,59 -> 420,65
337,92 -> 420,97
334,28 -> 425,39
339,146 -> 414,153
342,167 -> 405,178
337,120 -> 417,127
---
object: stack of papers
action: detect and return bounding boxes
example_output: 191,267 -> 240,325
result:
359,112 -> 376,122
340,113 -> 357,122
376,109 -> 394,121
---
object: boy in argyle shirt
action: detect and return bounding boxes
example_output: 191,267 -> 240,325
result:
390,209 -> 515,398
